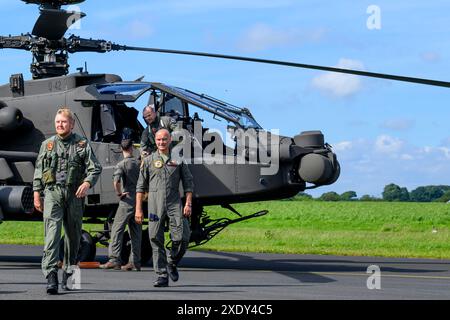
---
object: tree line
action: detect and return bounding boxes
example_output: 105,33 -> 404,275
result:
294,184 -> 450,202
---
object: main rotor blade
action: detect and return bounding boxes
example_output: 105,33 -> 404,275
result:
116,45 -> 450,88
32,8 -> 85,40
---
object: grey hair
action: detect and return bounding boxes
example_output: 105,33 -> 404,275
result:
144,104 -> 155,112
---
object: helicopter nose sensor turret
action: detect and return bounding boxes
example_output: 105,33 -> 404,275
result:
294,131 -> 340,186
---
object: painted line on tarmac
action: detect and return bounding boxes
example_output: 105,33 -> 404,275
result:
313,271 -> 450,281
188,268 -> 450,281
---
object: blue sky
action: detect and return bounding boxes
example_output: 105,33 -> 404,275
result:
1,0 -> 449,197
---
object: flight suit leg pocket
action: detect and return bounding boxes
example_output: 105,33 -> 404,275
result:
167,203 -> 183,242
43,189 -> 62,221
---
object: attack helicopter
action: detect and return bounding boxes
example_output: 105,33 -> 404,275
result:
1,0 -> 342,262
2,0 -> 445,263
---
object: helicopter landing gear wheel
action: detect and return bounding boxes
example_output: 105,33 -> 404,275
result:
58,230 -> 97,264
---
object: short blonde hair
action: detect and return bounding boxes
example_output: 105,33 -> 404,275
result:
56,107 -> 75,123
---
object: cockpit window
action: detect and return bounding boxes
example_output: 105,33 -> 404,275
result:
99,104 -> 116,136
238,115 -> 260,129
91,102 -> 143,144
95,83 -> 152,99
151,83 -> 262,129
162,94 -> 185,118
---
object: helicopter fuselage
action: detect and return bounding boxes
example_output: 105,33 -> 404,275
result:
0,72 -> 339,223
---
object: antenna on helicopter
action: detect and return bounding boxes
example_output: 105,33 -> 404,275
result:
76,61 -> 87,74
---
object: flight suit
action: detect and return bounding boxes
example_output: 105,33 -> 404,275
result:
33,133 -> 102,277
108,156 -> 142,266
136,151 -> 194,277
140,116 -> 178,155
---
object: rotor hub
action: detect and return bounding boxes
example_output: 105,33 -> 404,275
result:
22,0 -> 84,9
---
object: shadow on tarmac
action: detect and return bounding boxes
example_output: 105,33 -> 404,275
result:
1,248 -> 448,286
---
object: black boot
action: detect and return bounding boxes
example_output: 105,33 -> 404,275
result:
153,276 -> 169,287
61,271 -> 73,291
46,271 -> 58,295
167,263 -> 179,282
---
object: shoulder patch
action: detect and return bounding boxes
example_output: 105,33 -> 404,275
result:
77,140 -> 87,148
46,141 -> 54,151
141,156 -> 151,169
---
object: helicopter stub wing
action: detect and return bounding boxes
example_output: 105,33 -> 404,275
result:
32,8 -> 85,40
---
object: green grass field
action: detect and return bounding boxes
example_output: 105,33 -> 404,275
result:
1,201 -> 450,259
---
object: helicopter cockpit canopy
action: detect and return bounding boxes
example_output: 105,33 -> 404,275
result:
96,83 -> 152,99
77,82 -> 262,130
75,82 -> 153,103
152,83 -> 262,130
78,83 -> 151,143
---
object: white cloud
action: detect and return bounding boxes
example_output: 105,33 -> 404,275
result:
421,146 -> 433,154
442,136 -> 450,147
95,0 -> 294,20
238,24 -> 293,52
127,20 -> 154,40
311,58 -> 364,98
91,19 -> 154,41
326,136 -> 450,196
94,4 -> 152,20
438,147 -> 450,159
380,118 -> 414,131
375,135 -> 404,154
333,141 -> 353,152
419,146 -> 450,160
170,0 -> 295,13
347,120 -> 369,127
400,154 -> 414,160
331,138 -> 370,162
420,51 -> 441,63
321,135 -> 450,196
236,23 -> 325,52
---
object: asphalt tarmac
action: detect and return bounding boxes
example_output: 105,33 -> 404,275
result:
0,244 -> 450,300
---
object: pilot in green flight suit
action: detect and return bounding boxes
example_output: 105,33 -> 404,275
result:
33,107 -> 102,295
135,128 -> 194,287
140,104 -> 178,156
